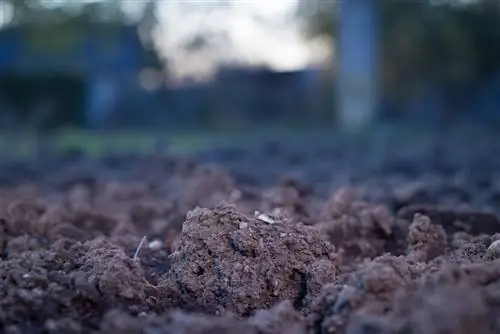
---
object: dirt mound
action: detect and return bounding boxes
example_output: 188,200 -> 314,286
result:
316,188 -> 406,261
162,203 -> 338,315
308,211 -> 500,334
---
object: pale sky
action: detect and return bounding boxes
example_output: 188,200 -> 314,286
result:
152,0 -> 331,82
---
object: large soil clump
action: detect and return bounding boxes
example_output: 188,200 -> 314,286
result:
162,203 -> 339,315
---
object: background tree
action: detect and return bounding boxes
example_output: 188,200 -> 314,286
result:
297,0 -> 500,112
0,0 -> 159,56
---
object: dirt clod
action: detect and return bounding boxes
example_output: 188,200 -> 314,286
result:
162,203 -> 338,315
407,213 -> 448,262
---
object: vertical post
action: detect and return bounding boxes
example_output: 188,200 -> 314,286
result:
84,74 -> 116,129
337,0 -> 380,131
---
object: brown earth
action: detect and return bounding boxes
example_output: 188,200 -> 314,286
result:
2,128 -> 500,333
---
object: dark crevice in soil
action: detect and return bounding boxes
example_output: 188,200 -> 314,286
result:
293,270 -> 308,310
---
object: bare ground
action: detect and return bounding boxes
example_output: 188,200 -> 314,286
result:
1,127 -> 500,333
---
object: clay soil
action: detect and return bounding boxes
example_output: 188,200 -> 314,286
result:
2,127 -> 500,333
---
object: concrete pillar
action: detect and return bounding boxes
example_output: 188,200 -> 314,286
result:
337,0 -> 380,131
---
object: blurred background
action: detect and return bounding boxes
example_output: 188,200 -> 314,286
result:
0,0 -> 499,155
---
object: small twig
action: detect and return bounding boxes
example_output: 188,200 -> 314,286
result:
133,235 -> 148,261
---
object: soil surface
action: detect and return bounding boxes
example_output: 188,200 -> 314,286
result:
2,126 -> 500,333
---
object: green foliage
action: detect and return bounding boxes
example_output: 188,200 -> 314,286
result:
4,0 -> 127,25
298,0 -> 500,96
1,0 -> 156,53
381,1 -> 500,95
296,0 -> 338,40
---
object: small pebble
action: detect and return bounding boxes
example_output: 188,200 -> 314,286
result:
255,211 -> 275,224
148,240 -> 163,251
484,239 -> 500,260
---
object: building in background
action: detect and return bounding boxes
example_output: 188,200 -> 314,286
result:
0,22 -> 162,130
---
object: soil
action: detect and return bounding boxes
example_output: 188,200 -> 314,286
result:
2,126 -> 500,333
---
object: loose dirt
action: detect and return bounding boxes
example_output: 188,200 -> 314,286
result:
1,127 -> 500,333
